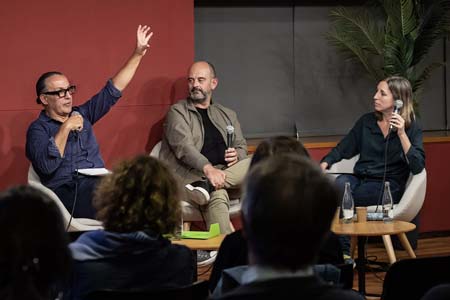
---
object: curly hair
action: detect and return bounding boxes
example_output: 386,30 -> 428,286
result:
93,155 -> 181,234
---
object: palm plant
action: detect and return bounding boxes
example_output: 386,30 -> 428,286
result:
327,0 -> 450,109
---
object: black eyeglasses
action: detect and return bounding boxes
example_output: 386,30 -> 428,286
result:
42,85 -> 76,98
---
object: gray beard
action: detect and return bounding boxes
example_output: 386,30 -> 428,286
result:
188,90 -> 208,104
188,96 -> 208,105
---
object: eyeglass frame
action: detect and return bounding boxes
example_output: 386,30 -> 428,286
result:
41,85 -> 77,98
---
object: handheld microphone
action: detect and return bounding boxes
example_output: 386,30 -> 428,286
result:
226,125 -> 234,149
390,100 -> 404,130
71,111 -> 83,133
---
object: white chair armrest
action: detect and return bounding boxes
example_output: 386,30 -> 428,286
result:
28,165 -> 103,232
393,169 -> 427,222
327,155 -> 359,174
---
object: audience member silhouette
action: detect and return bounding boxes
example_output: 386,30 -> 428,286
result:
213,155 -> 362,299
0,185 -> 71,300
209,136 -> 344,293
67,156 -> 194,300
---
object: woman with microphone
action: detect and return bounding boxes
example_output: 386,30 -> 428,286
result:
321,76 -> 425,210
320,76 -> 425,262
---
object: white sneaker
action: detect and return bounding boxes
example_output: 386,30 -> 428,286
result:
185,180 -> 213,205
197,250 -> 218,267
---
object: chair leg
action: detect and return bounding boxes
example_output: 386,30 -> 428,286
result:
183,222 -> 191,231
229,221 -> 235,232
397,233 -> 416,259
382,235 -> 397,264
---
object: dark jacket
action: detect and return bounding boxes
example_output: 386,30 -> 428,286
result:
213,276 -> 363,300
209,230 -> 343,292
66,230 -> 194,300
160,99 -> 247,181
321,112 -> 425,186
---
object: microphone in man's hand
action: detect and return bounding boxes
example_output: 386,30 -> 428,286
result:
71,111 -> 83,132
226,125 -> 234,149
390,99 -> 404,130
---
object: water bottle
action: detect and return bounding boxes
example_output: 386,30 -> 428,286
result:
342,182 -> 354,223
382,181 -> 394,223
174,213 -> 183,240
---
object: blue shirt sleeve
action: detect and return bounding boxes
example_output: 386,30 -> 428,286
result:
77,80 -> 122,124
26,122 -> 64,175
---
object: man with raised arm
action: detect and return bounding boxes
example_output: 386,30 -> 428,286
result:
26,25 -> 153,219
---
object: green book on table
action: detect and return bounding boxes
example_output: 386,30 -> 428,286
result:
181,223 -> 220,239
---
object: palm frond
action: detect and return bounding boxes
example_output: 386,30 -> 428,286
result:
400,0 -> 419,36
413,0 -> 450,66
382,0 -> 419,37
327,1 -> 450,108
383,33 -> 414,77
329,7 -> 384,55
382,0 -> 403,37
327,30 -> 384,81
411,62 -> 445,93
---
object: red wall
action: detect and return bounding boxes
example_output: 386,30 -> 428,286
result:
309,142 -> 450,233
1,1 -> 449,234
0,0 -> 194,189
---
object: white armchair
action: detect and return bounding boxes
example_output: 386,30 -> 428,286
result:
327,155 -> 427,222
27,165 -> 103,232
150,141 -> 241,223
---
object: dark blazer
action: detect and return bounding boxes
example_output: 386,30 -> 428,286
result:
213,276 -> 363,300
209,230 -> 343,292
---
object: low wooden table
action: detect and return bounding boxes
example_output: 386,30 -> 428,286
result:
332,220 -> 416,296
171,234 -> 226,281
172,234 -> 226,250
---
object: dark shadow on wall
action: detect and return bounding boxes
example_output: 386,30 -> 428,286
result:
144,76 -> 188,153
145,117 -> 164,153
0,146 -> 29,189
0,111 -> 38,189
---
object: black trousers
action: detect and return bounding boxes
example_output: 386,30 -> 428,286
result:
54,176 -> 99,219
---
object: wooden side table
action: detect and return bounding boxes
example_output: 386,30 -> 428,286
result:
172,234 -> 225,250
171,234 -> 226,281
332,220 -> 416,296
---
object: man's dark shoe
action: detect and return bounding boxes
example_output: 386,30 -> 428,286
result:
185,180 -> 214,205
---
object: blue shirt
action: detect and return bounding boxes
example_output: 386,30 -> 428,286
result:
321,112 -> 425,185
26,80 -> 121,190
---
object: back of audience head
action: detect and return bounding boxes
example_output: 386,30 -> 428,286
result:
242,155 -> 339,271
93,155 -> 181,235
250,136 -> 310,168
0,185 -> 71,300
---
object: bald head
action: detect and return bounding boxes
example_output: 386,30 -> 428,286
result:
189,61 -> 216,78
187,61 -> 218,107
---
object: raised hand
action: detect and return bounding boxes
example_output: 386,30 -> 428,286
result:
135,25 -> 153,56
111,24 -> 153,91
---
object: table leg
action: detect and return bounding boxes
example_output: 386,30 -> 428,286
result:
397,233 -> 416,259
382,235 -> 397,264
356,236 -> 367,296
350,236 -> 357,258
